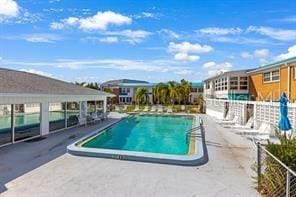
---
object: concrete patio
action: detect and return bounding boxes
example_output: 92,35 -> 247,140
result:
0,114 -> 258,197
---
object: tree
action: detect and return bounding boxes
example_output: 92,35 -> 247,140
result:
180,79 -> 192,104
167,81 -> 179,105
135,88 -> 149,105
86,82 -> 100,90
153,83 -> 168,104
74,81 -> 86,86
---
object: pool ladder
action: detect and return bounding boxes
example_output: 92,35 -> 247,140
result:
186,126 -> 202,144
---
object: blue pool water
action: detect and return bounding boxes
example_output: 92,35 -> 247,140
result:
82,114 -> 193,155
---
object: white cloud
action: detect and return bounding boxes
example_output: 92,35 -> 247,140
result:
104,29 -> 151,44
203,61 -> 232,76
50,11 -> 132,31
81,29 -> 151,45
133,12 -> 157,19
158,29 -> 180,39
3,33 -> 62,43
2,59 -> 192,74
247,26 -> 296,41
168,42 -> 213,62
174,69 -> 195,75
98,36 -> 118,43
0,0 -> 20,17
19,68 -> 53,77
241,48 -> 270,63
198,27 -> 242,35
276,45 -> 296,60
174,53 -> 199,62
254,49 -> 269,62
24,34 -> 61,43
241,52 -> 253,59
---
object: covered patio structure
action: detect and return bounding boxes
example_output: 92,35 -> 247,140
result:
0,68 -> 113,147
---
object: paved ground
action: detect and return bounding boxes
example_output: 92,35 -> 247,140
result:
0,114 -> 259,197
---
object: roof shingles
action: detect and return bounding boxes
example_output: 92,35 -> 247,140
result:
0,68 -> 110,96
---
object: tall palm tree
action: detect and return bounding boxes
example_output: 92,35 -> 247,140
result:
176,83 -> 184,104
180,79 -> 192,104
135,88 -> 149,105
153,83 -> 167,104
167,81 -> 179,105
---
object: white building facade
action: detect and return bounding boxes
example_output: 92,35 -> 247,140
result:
0,68 -> 113,147
204,70 -> 250,100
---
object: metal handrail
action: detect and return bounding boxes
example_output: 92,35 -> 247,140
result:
186,126 -> 200,135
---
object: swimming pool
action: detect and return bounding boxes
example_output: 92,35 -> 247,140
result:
68,114 -> 205,166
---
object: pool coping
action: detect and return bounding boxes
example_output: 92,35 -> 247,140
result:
67,113 -> 207,166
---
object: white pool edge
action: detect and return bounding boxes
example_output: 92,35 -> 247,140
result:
67,114 -> 206,166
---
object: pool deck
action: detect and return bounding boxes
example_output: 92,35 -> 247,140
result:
0,114 -> 258,197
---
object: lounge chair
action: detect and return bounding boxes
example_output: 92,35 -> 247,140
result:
143,105 -> 149,112
167,106 -> 173,113
157,105 -> 163,113
150,105 -> 156,112
181,105 -> 186,111
133,105 -> 140,112
237,122 -> 271,136
217,115 -> 239,125
224,116 -> 254,130
115,105 -> 123,113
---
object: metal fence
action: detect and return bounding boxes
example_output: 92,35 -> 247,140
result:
257,143 -> 296,197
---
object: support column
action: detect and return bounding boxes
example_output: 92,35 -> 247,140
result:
41,102 -> 49,136
79,101 -> 87,125
103,97 -> 107,113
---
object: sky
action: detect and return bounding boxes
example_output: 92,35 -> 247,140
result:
0,0 -> 296,83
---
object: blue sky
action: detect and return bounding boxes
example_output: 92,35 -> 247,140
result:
0,0 -> 296,83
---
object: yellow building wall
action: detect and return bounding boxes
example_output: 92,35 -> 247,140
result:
291,66 -> 296,102
249,67 -> 290,101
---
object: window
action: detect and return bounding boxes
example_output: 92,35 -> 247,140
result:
0,105 -> 12,145
230,77 -> 238,90
49,103 -> 66,132
239,77 -> 248,90
14,103 -> 41,141
214,77 -> 228,91
263,70 -> 280,82
263,72 -> 270,82
271,70 -> 280,81
206,82 -> 210,89
191,88 -> 198,92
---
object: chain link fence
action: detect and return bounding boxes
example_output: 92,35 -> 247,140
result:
257,143 -> 296,197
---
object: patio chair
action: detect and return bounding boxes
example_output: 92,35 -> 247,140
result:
143,105 -> 149,112
133,105 -> 140,112
237,122 -> 271,136
157,105 -> 163,113
224,116 -> 254,130
150,105 -> 156,112
167,106 -> 173,113
217,115 -> 239,125
181,105 -> 186,111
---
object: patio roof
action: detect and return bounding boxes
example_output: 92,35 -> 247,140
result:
0,68 -> 113,96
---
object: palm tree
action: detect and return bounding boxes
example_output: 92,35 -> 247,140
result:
86,82 -> 100,90
74,81 -> 86,86
153,83 -> 167,104
167,81 -> 179,105
180,79 -> 192,104
176,83 -> 184,104
135,88 -> 149,105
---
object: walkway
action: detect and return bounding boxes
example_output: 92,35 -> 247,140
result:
0,114 -> 258,197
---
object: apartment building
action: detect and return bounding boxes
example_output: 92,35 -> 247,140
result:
203,70 -> 250,100
248,57 -> 296,102
189,82 -> 204,103
118,83 -> 155,104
